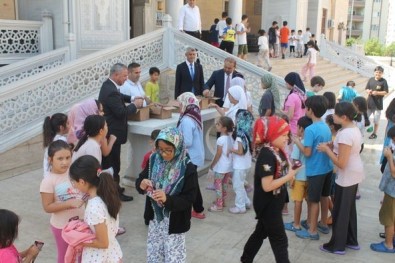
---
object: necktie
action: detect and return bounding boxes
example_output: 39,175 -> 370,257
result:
225,74 -> 231,98
190,63 -> 194,80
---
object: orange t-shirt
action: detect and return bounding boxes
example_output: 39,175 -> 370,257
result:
280,27 -> 289,44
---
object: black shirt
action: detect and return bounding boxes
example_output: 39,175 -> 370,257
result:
365,77 -> 388,110
253,147 -> 287,219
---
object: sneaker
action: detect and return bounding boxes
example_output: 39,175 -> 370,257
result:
229,206 -> 246,214
191,210 -> 206,219
317,222 -> 330,234
208,204 -> 223,212
346,244 -> 360,250
319,245 -> 346,255
116,226 -> 126,237
282,209 -> 289,215
301,219 -> 309,230
296,229 -> 319,240
284,222 -> 302,232
370,241 -> 395,253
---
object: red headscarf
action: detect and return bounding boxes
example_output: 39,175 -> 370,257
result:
253,116 -> 290,147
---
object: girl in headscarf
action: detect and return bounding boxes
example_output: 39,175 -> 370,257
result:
283,72 -> 306,135
67,98 -> 116,157
229,109 -> 254,214
241,116 -> 300,263
211,85 -> 248,123
136,127 -> 198,263
258,74 -> 281,117
224,74 -> 253,113
177,92 -> 206,220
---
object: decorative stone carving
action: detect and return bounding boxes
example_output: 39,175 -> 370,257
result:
0,29 -> 40,54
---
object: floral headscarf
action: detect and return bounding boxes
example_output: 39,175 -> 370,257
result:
253,116 -> 290,179
177,92 -> 200,113
149,127 -> 190,221
233,109 -> 254,154
177,92 -> 202,130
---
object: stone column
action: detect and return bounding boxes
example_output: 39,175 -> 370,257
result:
40,10 -> 54,53
228,0 -> 243,56
165,0 -> 184,28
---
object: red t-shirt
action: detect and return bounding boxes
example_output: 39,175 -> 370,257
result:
280,27 -> 289,44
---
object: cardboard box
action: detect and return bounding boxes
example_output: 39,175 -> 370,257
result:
128,107 -> 150,121
197,96 -> 219,110
149,105 -> 175,119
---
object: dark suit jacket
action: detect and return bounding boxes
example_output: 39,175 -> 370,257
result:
98,79 -> 137,144
174,61 -> 204,99
204,69 -> 238,107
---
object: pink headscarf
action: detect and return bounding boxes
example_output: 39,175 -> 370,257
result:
67,99 -> 99,144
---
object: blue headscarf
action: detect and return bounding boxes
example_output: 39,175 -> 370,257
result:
233,109 -> 254,154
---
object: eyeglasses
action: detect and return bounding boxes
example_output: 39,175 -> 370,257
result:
157,148 -> 174,155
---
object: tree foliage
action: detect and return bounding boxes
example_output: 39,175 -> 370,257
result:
384,42 -> 395,56
364,38 -> 384,56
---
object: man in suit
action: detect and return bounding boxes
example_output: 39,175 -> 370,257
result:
174,47 -> 204,99
99,63 -> 144,202
203,57 -> 237,107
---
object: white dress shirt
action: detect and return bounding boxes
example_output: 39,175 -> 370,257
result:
120,79 -> 147,107
178,4 -> 201,32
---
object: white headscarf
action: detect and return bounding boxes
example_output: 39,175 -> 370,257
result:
230,77 -> 245,89
226,85 -> 248,122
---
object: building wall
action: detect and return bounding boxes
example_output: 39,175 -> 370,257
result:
362,0 -> 390,44
18,0 -> 64,49
0,0 -> 16,19
197,0 -> 225,30
387,0 -> 395,45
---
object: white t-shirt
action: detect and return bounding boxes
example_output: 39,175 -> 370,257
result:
354,115 -> 366,137
303,31 -> 312,43
296,35 -> 304,46
213,135 -> 233,173
232,137 -> 252,170
333,126 -> 364,187
236,23 -> 247,45
43,134 -> 68,176
83,197 -> 122,262
258,36 -> 269,50
289,34 -> 296,46
216,19 -> 227,42
72,138 -> 102,164
120,79 -> 147,107
321,109 -> 334,122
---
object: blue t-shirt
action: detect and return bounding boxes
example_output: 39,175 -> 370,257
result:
379,152 -> 395,198
339,86 -> 358,102
304,121 -> 333,176
291,140 -> 306,181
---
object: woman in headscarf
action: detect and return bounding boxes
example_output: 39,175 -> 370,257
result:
258,74 -> 281,117
211,85 -> 248,123
177,92 -> 206,220
136,127 -> 198,263
283,72 -> 306,135
241,116 -> 300,263
67,98 -> 116,156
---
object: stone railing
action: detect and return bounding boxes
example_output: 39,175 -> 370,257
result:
0,18 -> 289,153
320,35 -> 395,87
170,28 -> 289,111
0,47 -> 70,88
0,29 -> 167,153
0,11 -> 53,65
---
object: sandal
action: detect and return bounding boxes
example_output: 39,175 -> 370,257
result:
369,133 -> 377,139
370,241 -> 395,253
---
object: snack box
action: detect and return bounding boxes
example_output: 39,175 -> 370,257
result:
197,96 -> 219,109
128,106 -> 150,121
149,105 -> 176,119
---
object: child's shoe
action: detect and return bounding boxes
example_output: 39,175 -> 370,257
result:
191,210 -> 206,219
284,222 -> 302,232
317,222 -> 330,234
245,184 -> 254,193
282,208 -> 289,215
229,206 -> 246,214
208,204 -> 223,212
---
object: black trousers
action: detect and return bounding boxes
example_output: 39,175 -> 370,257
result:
101,142 -> 122,191
323,183 -> 359,252
241,193 -> 289,263
304,44 -> 308,55
192,164 -> 204,213
290,46 -> 295,53
184,30 -> 201,39
220,41 -> 234,54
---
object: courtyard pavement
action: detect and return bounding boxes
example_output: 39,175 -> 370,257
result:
1,85 -> 394,262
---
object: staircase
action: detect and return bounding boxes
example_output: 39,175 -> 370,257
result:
266,56 -> 369,95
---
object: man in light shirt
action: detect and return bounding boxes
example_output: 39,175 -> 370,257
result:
178,0 -> 201,39
303,27 -> 312,56
120,62 -> 151,107
216,12 -> 228,44
236,14 -> 251,60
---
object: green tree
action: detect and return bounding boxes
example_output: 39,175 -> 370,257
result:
364,38 -> 384,56
384,42 -> 395,56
